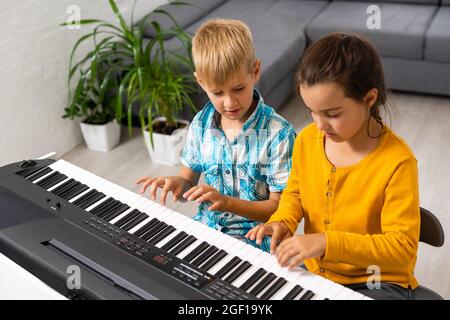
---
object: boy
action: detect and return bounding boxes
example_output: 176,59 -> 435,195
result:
136,19 -> 296,252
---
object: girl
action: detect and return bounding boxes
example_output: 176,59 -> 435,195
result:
246,33 -> 420,300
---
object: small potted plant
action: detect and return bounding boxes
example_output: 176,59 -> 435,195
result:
63,62 -> 121,152
63,0 -> 197,163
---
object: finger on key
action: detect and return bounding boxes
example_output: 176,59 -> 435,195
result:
149,178 -> 165,201
139,177 -> 156,194
160,179 -> 173,205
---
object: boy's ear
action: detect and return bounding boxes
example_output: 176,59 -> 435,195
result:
254,59 -> 261,82
193,72 -> 206,91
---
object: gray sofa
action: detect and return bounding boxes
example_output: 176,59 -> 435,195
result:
142,0 -> 450,117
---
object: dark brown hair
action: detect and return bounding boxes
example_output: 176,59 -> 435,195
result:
296,33 -> 390,135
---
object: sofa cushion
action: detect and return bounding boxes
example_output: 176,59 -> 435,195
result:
425,7 -> 450,63
306,1 -> 438,60
142,0 -> 227,39
164,0 -> 329,98
334,0 -> 439,4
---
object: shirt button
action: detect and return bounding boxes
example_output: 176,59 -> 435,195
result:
324,219 -> 330,224
223,213 -> 231,218
331,167 -> 336,173
225,170 -> 230,175
326,191 -> 332,198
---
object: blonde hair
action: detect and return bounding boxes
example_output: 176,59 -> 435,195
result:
192,18 -> 256,87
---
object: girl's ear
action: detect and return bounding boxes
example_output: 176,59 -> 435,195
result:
364,88 -> 378,108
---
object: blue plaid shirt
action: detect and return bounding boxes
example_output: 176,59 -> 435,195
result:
180,90 -> 296,252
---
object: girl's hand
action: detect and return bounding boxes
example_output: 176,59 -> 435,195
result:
135,176 -> 191,205
245,221 -> 292,254
276,233 -> 327,270
183,184 -> 228,212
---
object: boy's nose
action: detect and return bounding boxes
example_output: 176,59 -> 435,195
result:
223,95 -> 238,109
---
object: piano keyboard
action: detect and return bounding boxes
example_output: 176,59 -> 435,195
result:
19,159 -> 370,300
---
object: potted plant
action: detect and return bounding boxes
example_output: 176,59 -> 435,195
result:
63,0 -> 197,164
62,11 -> 125,152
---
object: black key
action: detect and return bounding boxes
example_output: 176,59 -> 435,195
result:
249,272 -> 276,297
61,184 -> 89,200
148,225 -> 176,245
37,172 -> 67,189
101,203 -> 130,221
141,222 -> 167,241
169,235 -> 197,256
282,284 -> 304,300
57,181 -> 83,198
24,167 -> 52,180
161,231 -> 188,252
240,268 -> 266,292
91,198 -> 117,215
299,290 -> 315,300
223,261 -> 251,284
200,250 -> 228,272
215,256 -> 242,279
51,178 -> 76,196
191,245 -> 219,267
79,192 -> 106,210
97,200 -> 125,220
120,212 -> 148,231
133,218 -> 159,237
259,277 -> 287,300
114,209 -> 141,227
73,189 -> 96,206
183,241 -> 210,263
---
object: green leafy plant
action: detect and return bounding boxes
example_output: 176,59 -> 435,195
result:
62,0 -> 197,144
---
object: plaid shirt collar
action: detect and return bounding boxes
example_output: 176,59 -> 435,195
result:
210,89 -> 265,135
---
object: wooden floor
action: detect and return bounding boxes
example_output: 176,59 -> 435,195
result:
62,91 -> 450,299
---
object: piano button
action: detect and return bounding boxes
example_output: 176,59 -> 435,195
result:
223,260 -> 251,284
160,231 -> 188,251
191,245 -> 219,267
259,277 -> 287,300
169,235 -> 197,256
299,290 -> 315,300
148,225 -> 176,245
283,284 -> 305,300
183,241 -> 210,263
240,267 -> 266,292
215,256 -> 242,279
199,249 -> 228,272
249,272 -> 277,297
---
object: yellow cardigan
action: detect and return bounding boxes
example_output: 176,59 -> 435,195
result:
268,123 -> 420,289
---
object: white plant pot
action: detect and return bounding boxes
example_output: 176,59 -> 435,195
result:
80,119 -> 121,152
144,117 -> 189,166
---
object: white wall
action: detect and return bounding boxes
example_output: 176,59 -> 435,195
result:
0,0 -> 168,166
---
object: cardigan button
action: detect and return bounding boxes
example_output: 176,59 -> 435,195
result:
326,191 -> 332,198
324,219 -> 330,224
331,167 -> 336,173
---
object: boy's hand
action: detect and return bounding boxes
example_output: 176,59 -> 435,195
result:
245,221 -> 292,254
135,176 -> 191,205
275,233 -> 327,270
183,184 -> 228,212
